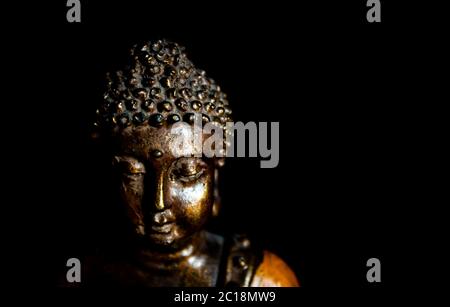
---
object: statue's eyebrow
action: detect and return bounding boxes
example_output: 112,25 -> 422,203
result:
113,156 -> 146,173
113,155 -> 143,164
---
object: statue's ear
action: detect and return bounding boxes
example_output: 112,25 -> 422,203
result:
212,168 -> 221,217
112,155 -> 121,166
90,123 -> 102,141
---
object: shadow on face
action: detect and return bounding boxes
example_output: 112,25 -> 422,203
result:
112,124 -> 216,248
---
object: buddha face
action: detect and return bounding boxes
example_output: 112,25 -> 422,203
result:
112,124 -> 216,248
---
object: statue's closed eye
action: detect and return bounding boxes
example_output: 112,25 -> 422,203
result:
113,156 -> 146,175
171,158 -> 206,183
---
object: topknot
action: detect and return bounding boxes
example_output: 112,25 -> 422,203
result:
94,39 -> 232,135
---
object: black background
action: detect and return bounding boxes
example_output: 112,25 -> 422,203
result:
4,0 -> 444,290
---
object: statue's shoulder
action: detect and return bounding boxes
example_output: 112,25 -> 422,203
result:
250,250 -> 299,287
218,233 -> 262,287
219,233 -> 299,287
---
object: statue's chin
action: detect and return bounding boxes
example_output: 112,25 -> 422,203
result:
145,232 -> 181,250
145,230 -> 198,252
148,232 -> 173,243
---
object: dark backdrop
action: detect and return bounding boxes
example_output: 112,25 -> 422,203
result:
5,0 -> 435,289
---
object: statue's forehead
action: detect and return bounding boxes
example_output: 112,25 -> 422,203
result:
117,124 -> 198,160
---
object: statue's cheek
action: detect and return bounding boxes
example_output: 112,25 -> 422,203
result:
169,180 -> 213,228
120,176 -> 145,201
119,176 -> 145,228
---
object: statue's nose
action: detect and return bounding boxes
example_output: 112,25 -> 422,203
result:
154,173 -> 166,211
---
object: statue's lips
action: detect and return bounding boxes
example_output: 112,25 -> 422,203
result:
150,222 -> 174,234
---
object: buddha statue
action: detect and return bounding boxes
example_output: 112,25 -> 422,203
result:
87,40 -> 299,287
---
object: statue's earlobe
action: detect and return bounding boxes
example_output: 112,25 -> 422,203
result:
212,168 -> 221,217
90,122 -> 102,141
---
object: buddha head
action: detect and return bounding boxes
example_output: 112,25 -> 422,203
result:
94,40 -> 232,249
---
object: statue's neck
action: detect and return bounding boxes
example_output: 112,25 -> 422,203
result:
100,231 -> 223,286
132,231 -> 206,271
